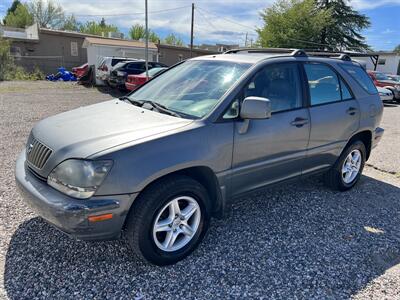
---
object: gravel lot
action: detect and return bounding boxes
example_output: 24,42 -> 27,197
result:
1,81 -> 400,299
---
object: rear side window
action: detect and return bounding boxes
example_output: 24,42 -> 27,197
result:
304,63 -> 342,105
341,64 -> 377,94
111,58 -> 126,67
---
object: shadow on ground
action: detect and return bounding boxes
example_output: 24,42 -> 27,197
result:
4,175 -> 400,299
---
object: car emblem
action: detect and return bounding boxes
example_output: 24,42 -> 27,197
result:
27,143 -> 34,154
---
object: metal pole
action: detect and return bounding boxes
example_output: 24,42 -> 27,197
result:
190,3 -> 194,58
145,0 -> 149,77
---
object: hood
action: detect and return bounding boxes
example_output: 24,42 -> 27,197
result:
31,99 -> 192,175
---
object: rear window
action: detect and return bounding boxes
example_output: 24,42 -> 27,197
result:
111,58 -> 126,67
341,64 -> 377,94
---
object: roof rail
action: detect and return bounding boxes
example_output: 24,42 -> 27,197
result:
224,48 -> 307,57
307,51 -> 353,61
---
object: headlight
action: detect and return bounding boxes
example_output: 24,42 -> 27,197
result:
47,159 -> 113,199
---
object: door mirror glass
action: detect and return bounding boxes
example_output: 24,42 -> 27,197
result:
240,97 -> 272,119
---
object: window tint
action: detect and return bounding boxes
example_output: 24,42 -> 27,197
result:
304,63 -> 341,105
340,78 -> 352,100
111,58 -> 126,67
243,63 -> 302,113
341,64 -> 377,94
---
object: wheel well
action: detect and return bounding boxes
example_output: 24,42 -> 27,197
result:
348,130 -> 372,160
137,167 -> 224,218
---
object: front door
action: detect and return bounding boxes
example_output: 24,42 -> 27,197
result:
230,62 -> 310,197
301,62 -> 360,174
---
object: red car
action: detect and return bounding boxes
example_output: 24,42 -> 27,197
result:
125,67 -> 167,91
367,70 -> 400,101
72,63 -> 89,79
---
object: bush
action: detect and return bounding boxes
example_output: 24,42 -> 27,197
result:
0,37 -> 45,81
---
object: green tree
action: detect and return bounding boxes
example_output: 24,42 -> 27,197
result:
0,36 -> 14,81
79,20 -> 118,36
3,3 -> 34,28
3,0 -> 21,24
28,0 -> 65,29
316,0 -> 370,51
257,0 -> 332,49
163,33 -> 184,46
129,23 -> 160,43
394,45 -> 400,54
62,14 -> 81,31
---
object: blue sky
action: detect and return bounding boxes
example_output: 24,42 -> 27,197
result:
1,0 -> 400,50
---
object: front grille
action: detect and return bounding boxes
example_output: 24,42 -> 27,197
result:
26,136 -> 52,169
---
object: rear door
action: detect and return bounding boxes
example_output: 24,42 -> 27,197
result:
302,62 -> 360,174
230,62 -> 310,196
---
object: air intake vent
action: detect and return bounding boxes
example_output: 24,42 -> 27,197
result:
26,135 -> 52,169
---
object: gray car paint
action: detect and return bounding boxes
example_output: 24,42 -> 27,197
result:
15,53 -> 384,241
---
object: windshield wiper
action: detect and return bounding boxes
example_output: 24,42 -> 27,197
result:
118,96 -> 143,107
140,100 -> 182,118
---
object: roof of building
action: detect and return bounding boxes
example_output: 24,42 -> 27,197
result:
157,43 -> 218,54
84,37 -> 157,49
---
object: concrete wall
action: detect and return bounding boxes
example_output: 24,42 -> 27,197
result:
355,54 -> 400,74
12,30 -> 87,75
158,44 -> 218,66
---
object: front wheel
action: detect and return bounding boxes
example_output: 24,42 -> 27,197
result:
125,175 -> 211,265
324,140 -> 366,191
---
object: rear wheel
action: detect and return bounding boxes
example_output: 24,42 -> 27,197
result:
324,140 -> 366,191
125,175 -> 211,265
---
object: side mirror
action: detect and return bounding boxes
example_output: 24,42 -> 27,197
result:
240,97 -> 272,119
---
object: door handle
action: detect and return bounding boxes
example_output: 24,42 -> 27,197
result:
346,107 -> 358,115
290,117 -> 309,127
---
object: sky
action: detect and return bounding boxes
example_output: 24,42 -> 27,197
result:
1,0 -> 400,51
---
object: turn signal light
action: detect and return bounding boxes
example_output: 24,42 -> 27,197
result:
88,213 -> 113,222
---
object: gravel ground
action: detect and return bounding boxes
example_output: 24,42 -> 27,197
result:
1,81 -> 400,299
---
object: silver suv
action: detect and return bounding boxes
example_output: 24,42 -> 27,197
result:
16,49 -> 384,265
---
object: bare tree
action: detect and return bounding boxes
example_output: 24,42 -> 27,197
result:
28,0 -> 65,29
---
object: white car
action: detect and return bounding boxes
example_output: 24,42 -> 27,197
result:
377,87 -> 394,102
96,57 -> 138,83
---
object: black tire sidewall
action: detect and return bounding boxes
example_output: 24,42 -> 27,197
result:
133,178 -> 210,265
336,141 -> 366,190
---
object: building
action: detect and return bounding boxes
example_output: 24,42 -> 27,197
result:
355,52 -> 400,74
157,44 -> 217,66
198,43 -> 239,52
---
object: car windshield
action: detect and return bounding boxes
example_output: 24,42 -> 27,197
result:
375,72 -> 390,81
128,60 -> 251,118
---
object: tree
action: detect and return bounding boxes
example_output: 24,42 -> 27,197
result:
164,33 -> 184,46
316,0 -> 370,51
257,0 -> 332,49
79,20 -> 118,36
394,45 -> 400,54
3,0 -> 21,24
129,24 -> 160,43
28,0 -> 65,29
3,3 -> 34,28
0,37 -> 14,81
62,14 -> 80,31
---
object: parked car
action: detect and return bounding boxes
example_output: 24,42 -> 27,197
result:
72,63 -> 88,79
109,61 -> 167,89
377,87 -> 394,102
367,70 -> 400,102
96,57 -> 138,83
16,49 -> 384,266
387,74 -> 400,83
125,67 -> 168,91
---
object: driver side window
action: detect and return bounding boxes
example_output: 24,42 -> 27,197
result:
244,63 -> 302,113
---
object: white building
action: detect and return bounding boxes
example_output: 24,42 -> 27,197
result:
83,37 -> 159,84
355,52 -> 400,74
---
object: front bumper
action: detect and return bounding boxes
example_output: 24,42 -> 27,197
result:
15,151 -> 138,241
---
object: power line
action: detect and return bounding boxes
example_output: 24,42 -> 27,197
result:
72,5 -> 190,17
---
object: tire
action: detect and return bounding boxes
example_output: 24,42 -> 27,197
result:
125,175 -> 211,265
324,140 -> 366,191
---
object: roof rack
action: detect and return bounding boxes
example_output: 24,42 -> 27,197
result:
224,48 -> 307,57
224,48 -> 356,61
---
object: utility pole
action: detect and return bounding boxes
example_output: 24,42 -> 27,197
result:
190,3 -> 194,57
245,32 -> 248,47
145,0 -> 149,77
